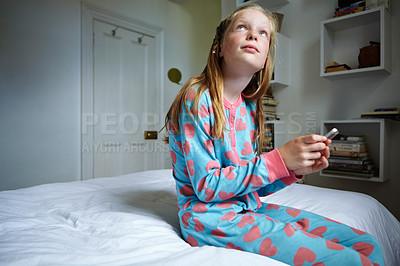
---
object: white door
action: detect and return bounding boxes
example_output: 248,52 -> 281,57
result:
92,19 -> 161,178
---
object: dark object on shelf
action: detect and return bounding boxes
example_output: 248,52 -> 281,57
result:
358,41 -> 380,68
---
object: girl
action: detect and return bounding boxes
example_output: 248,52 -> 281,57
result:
165,3 -> 384,265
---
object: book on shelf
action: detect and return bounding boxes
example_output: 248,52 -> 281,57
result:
262,97 -> 279,106
328,156 -> 372,165
360,108 -> 400,120
325,64 -> 351,73
337,135 -> 365,141
327,162 -> 374,172
322,169 -> 375,178
330,140 -> 366,153
262,95 -> 280,121
262,123 -> 274,153
330,150 -> 368,157
325,132 -> 378,177
361,110 -> 399,116
334,0 -> 366,17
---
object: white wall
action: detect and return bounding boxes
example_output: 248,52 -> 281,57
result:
0,0 -> 221,190
0,0 -> 81,190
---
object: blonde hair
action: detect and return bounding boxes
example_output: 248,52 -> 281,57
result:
164,3 -> 278,155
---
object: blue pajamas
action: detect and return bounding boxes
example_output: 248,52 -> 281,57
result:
168,86 -> 384,265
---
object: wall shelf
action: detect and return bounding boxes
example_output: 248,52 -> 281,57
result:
270,33 -> 290,86
321,119 -> 399,182
320,7 -> 391,78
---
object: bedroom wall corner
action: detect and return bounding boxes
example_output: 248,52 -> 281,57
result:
0,0 -> 82,190
270,0 -> 400,220
0,0 -> 222,190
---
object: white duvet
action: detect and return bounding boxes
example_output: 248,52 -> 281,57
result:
0,169 -> 399,266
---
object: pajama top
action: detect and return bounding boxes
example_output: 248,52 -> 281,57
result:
168,85 -> 300,232
168,85 -> 384,265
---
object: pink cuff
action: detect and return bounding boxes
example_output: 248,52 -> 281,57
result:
281,171 -> 303,186
261,149 -> 290,183
261,149 -> 303,184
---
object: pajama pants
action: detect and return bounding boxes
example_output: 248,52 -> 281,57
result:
180,202 -> 384,266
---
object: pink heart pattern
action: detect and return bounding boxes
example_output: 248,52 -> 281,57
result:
193,202 -> 208,213
353,242 -> 374,257
199,104 -> 210,118
169,86 -> 383,266
186,87 -> 196,101
241,141 -> 253,156
186,234 -> 198,247
222,166 -> 235,180
310,226 -> 327,238
220,211 -> 236,221
183,123 -> 195,138
237,215 -> 256,228
295,218 -> 310,231
259,238 -> 278,257
211,228 -> 227,239
226,242 -> 242,251
243,225 -> 261,242
181,212 -> 191,227
203,139 -> 214,154
204,188 -> 215,202
325,239 -> 345,250
235,118 -> 247,131
243,174 -> 263,188
194,218 -> 205,232
284,223 -> 296,237
219,191 -> 235,200
293,247 -> 316,265
286,208 -> 301,218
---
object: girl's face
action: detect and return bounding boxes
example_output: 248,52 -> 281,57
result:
220,9 -> 272,76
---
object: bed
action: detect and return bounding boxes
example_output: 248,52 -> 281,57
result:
1,169 -> 399,266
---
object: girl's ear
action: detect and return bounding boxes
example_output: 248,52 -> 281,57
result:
219,46 -> 223,58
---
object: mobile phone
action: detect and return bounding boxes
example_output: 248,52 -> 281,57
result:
324,128 -> 339,139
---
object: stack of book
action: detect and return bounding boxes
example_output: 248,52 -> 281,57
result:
262,95 -> 279,121
323,135 -> 377,178
334,1 -> 366,17
262,123 -> 274,153
361,108 -> 399,120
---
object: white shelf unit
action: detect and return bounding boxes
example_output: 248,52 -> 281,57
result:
320,7 -> 391,78
270,33 -> 290,86
321,119 -> 399,182
236,0 -> 289,9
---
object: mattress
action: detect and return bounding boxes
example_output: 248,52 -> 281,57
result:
0,169 -> 399,265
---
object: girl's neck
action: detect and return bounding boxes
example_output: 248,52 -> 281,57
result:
222,78 -> 249,104
222,73 -> 253,105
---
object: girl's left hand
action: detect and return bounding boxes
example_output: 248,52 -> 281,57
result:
292,138 -> 331,176
293,144 -> 329,175
278,134 -> 331,176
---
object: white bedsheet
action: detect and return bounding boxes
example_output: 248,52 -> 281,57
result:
0,169 -> 399,266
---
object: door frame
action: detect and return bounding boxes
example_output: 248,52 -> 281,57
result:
81,3 -> 165,180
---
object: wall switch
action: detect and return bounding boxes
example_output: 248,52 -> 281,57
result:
144,131 -> 158,140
